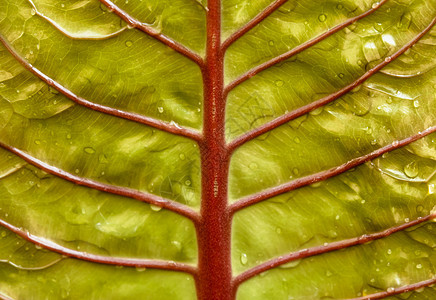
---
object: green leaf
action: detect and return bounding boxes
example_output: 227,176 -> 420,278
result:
0,0 -> 435,299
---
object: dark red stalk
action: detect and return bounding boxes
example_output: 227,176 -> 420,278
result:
222,0 -> 289,51
99,0 -> 204,66
224,0 -> 388,96
230,125 -> 436,213
195,0 -> 233,299
347,277 -> 436,300
233,215 -> 435,286
0,142 -> 199,222
0,218 -> 197,274
227,15 -> 436,152
0,34 -> 202,142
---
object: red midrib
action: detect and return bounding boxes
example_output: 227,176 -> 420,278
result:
0,1 -> 435,299
196,0 -> 233,299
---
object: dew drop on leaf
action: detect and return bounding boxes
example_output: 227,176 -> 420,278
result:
34,140 -> 41,145
275,80 -> 284,87
240,253 -> 248,265
336,4 -> 343,9
125,40 -> 133,48
150,205 -> 162,212
179,153 -> 186,160
30,8 -> 36,16
157,106 -> 164,113
416,264 -> 422,269
413,100 -> 420,108
404,161 -> 419,178
83,147 -> 96,154
318,14 -> 327,22
136,267 -> 146,272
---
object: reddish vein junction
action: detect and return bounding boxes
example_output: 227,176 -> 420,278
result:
0,1 -> 435,300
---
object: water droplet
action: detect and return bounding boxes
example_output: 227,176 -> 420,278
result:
292,168 -> 299,175
276,227 -> 282,234
66,134 -> 72,139
74,169 -> 80,174
397,12 -> 412,31
240,253 -> 248,265
372,2 -> 380,9
404,161 -> 418,178
125,40 -> 133,47
34,140 -> 41,145
294,137 -> 301,144
275,80 -> 284,87
387,249 -> 392,255
391,140 -> 399,147
309,107 -> 323,116
179,153 -> 186,160
416,264 -> 422,269
384,56 -> 392,62
338,73 -> 344,79
184,180 -> 191,186
416,205 -> 424,213
249,163 -> 258,170
336,4 -> 343,9
361,199 -> 366,204
1,231 -> 6,238
84,147 -> 96,154
413,100 -> 420,108
325,270 -> 333,277
318,14 -> 327,22
136,267 -> 146,272
30,8 -> 36,16
357,60 -> 364,66
268,40 -> 274,46
150,205 -> 162,212
374,22 -> 383,32
157,106 -> 164,113
387,287 -> 395,293
428,184 -> 435,194
279,259 -> 301,269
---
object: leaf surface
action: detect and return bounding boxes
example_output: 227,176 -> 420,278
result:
0,0 -> 435,299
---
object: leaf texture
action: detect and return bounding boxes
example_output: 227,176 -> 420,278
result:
0,0 -> 435,299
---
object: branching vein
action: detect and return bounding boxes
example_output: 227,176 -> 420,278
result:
98,0 -> 204,66
222,0 -> 289,50
233,215 -> 435,286
227,15 -> 436,152
346,277 -> 436,300
224,0 -> 388,95
230,125 -> 436,213
0,142 -> 200,223
0,34 -> 202,142
0,218 -> 197,275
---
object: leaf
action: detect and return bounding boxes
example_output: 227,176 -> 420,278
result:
0,0 -> 435,299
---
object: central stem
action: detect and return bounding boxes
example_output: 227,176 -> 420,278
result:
196,0 -> 233,299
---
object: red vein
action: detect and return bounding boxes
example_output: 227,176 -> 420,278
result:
0,218 -> 197,275
0,34 -> 202,142
0,142 -> 200,223
98,0 -> 204,67
227,15 -> 436,152
0,293 -> 14,300
224,0 -> 388,95
222,0 -> 289,51
347,277 -> 436,300
230,125 -> 436,213
233,215 -> 435,287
